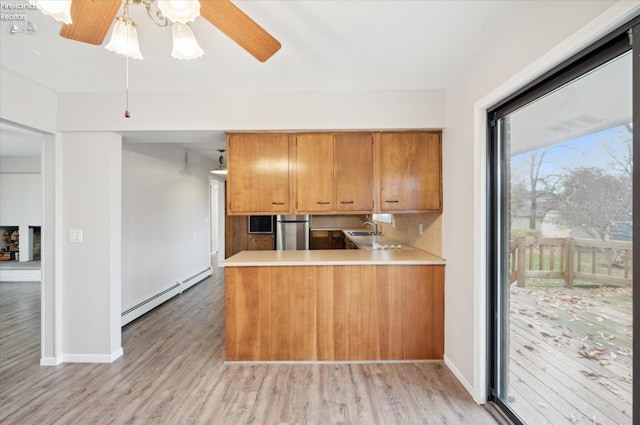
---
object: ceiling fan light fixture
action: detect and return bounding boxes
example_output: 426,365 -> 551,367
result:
30,0 -> 72,24
158,0 -> 200,24
210,149 -> 227,175
106,16 -> 144,60
171,23 -> 204,60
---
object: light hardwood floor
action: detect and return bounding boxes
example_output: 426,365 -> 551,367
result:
0,268 -> 497,424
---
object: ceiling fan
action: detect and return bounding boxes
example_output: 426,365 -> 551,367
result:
51,0 -> 281,62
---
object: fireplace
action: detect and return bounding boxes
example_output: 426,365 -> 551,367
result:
0,226 -> 41,262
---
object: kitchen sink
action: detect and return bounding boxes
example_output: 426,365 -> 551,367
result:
348,231 -> 376,236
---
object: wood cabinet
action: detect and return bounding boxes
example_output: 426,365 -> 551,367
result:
225,215 -> 275,257
294,134 -> 334,213
375,131 -> 442,213
225,264 -> 444,361
226,130 -> 442,216
334,133 -> 374,212
295,132 -> 374,215
329,231 -> 345,249
225,215 -> 248,258
248,234 -> 274,250
310,231 -> 330,250
310,230 -> 345,249
345,238 -> 358,249
227,133 -> 291,215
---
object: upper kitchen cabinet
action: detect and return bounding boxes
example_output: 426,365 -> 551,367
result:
334,133 -> 374,212
227,133 -> 291,215
294,133 -> 335,213
375,131 -> 442,213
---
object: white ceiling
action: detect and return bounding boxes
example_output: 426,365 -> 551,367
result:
0,1 -> 630,161
0,1 -> 529,93
0,0 -> 532,160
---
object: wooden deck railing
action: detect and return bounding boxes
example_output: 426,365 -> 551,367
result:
509,237 -> 633,288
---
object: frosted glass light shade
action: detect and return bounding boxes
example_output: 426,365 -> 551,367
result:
171,23 -> 204,60
106,17 -> 143,60
30,0 -> 72,24
158,0 -> 200,24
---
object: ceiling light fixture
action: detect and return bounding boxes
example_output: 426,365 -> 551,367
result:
210,149 -> 227,175
158,0 -> 200,24
35,0 -> 204,61
30,0 -> 72,25
171,22 -> 204,60
105,14 -> 144,60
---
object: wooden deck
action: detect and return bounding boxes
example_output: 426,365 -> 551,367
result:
508,284 -> 632,425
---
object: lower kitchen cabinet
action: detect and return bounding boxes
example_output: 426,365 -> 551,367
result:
248,234 -> 274,250
330,231 -> 345,249
225,264 -> 444,361
310,230 -> 345,250
310,231 -> 330,249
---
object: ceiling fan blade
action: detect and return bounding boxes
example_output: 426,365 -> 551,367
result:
59,0 -> 121,46
200,0 -> 281,62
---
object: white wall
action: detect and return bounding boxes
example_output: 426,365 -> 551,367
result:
442,0 -> 634,402
0,68 -> 58,133
0,157 -> 42,227
60,132 -> 122,362
121,143 -> 215,313
57,90 -> 445,132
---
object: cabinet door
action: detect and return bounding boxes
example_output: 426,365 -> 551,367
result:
295,134 -> 334,213
377,132 -> 442,212
248,234 -> 274,250
334,133 -> 374,212
310,231 -> 330,250
227,134 -> 290,214
329,231 -> 345,249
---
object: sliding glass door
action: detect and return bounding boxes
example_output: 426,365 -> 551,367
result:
488,20 -> 638,425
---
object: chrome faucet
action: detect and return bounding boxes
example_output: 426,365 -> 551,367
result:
363,221 -> 379,235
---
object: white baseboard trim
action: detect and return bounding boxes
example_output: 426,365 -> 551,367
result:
444,354 -> 477,402
180,266 -> 212,292
42,347 -> 123,365
0,269 -> 41,282
121,266 -> 212,326
58,347 -> 123,364
40,356 -> 62,366
121,283 -> 182,326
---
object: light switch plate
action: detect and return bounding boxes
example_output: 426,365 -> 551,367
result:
69,229 -> 83,244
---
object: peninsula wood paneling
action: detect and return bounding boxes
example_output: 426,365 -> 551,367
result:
225,265 -> 444,361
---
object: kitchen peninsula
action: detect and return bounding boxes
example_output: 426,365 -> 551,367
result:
223,241 -> 445,362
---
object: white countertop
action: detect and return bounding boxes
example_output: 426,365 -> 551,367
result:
223,247 -> 445,267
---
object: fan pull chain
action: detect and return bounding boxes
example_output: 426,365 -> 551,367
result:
124,54 -> 131,118
124,0 -> 131,118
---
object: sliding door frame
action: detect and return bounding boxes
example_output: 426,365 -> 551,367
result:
486,15 -> 639,424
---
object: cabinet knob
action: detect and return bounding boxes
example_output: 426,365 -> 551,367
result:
384,200 -> 399,203
272,202 -> 286,205
316,201 -> 330,205
340,201 -> 354,204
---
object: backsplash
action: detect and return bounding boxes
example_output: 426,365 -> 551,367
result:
377,213 -> 442,256
311,213 -> 442,256
311,215 -> 367,229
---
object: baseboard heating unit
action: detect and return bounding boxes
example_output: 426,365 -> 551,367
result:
121,266 -> 212,326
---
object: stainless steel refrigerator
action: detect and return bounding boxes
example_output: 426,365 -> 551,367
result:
276,215 -> 310,250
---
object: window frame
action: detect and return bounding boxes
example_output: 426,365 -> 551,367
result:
486,15 -> 639,424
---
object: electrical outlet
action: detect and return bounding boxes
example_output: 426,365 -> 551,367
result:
418,223 -> 423,235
